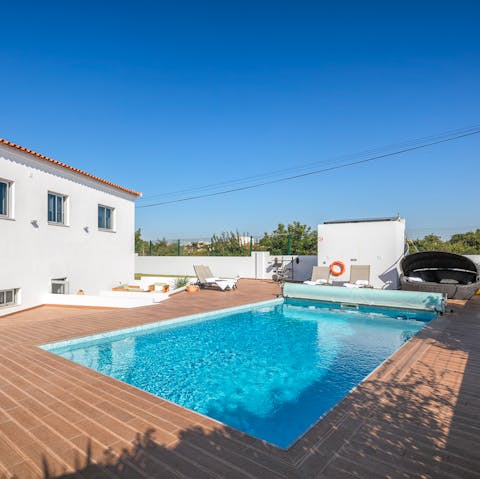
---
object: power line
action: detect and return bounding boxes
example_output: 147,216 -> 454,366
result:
138,125 -> 479,201
136,126 -> 480,209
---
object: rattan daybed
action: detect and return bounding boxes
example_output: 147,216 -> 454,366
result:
400,251 -> 480,300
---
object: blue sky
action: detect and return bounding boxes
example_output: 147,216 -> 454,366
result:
1,1 -> 479,240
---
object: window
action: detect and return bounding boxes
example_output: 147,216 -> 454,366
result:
48,192 -> 66,224
0,289 -> 18,307
51,278 -> 68,294
0,179 -> 12,217
98,205 -> 114,230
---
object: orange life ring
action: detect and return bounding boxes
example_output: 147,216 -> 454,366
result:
330,261 -> 346,276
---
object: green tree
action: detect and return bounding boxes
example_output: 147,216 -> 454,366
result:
150,238 -> 178,256
135,230 -> 177,256
411,230 -> 480,254
449,229 -> 480,254
256,221 -> 317,255
411,234 -> 447,252
135,228 -> 149,255
210,231 -> 249,256
183,241 -> 210,256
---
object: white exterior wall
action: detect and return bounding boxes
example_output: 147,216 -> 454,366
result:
0,144 -> 137,315
135,252 -> 317,282
317,219 -> 406,289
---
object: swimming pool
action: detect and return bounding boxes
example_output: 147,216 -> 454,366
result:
42,298 -> 435,448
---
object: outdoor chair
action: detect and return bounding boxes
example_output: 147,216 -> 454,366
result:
303,266 -> 331,286
343,265 -> 372,288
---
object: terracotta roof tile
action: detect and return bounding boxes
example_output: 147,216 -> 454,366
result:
0,138 -> 141,197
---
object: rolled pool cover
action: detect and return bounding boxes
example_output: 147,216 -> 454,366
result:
283,283 -> 445,313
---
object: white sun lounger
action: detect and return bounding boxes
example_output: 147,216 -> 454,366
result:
203,266 -> 238,288
193,265 -> 238,291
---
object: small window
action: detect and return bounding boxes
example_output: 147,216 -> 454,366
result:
51,278 -> 69,294
0,179 -> 12,218
98,205 -> 114,230
48,192 -> 67,224
0,289 -> 18,307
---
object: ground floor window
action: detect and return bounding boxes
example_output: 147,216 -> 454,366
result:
51,278 -> 69,294
0,289 -> 18,307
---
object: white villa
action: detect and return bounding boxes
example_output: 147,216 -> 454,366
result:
0,138 -> 141,316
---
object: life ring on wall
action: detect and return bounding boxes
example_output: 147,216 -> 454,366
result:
330,261 -> 346,276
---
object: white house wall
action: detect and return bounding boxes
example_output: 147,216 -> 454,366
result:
0,144 -> 136,315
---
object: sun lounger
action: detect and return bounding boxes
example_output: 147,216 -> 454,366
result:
343,265 -> 371,288
193,265 -> 238,291
203,266 -> 238,288
303,266 -> 330,286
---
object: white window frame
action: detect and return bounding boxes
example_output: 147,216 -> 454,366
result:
0,289 -> 18,307
48,192 -> 68,225
98,204 -> 115,231
0,178 -> 13,219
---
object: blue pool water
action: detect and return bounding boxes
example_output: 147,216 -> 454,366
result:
44,299 -> 434,448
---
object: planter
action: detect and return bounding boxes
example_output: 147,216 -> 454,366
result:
147,284 -> 169,293
186,285 -> 200,294
153,283 -> 170,293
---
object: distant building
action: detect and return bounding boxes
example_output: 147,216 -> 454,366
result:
0,138 -> 141,315
238,235 -> 254,246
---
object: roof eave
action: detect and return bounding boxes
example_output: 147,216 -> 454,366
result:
0,138 -> 142,197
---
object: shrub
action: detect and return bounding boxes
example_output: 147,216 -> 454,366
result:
174,277 -> 190,289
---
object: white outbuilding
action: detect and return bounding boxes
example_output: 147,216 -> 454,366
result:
317,217 -> 407,289
0,138 -> 141,315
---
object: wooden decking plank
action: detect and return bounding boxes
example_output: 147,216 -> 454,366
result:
0,281 -> 479,478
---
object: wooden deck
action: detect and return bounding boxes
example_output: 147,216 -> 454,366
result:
0,280 -> 479,478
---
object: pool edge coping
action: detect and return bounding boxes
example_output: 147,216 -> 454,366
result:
40,297 -> 284,351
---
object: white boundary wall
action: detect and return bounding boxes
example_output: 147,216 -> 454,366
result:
135,252 -> 317,282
